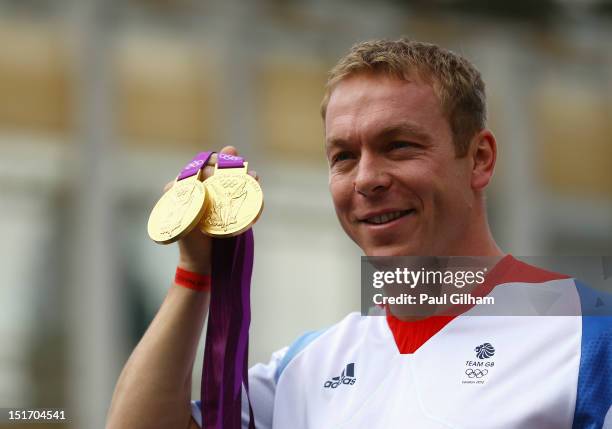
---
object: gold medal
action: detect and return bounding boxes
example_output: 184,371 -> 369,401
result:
148,171 -> 207,244
200,162 -> 264,237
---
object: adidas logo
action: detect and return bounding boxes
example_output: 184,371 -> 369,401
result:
323,363 -> 356,389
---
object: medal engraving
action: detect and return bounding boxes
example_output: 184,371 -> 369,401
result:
148,175 -> 207,244
158,180 -> 200,235
206,177 -> 248,231
201,164 -> 263,237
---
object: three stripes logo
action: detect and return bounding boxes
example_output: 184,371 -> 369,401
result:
323,363 -> 356,389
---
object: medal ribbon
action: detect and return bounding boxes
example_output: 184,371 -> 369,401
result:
177,151 -> 214,181
202,153 -> 256,429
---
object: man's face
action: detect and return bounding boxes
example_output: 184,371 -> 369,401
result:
325,74 -> 476,256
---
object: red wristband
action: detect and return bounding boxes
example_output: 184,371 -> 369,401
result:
174,267 -> 211,292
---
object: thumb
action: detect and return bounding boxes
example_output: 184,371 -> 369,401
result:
220,145 -> 238,156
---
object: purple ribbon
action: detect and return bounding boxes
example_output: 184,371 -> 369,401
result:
177,152 -> 214,181
201,153 -> 256,429
217,153 -> 245,169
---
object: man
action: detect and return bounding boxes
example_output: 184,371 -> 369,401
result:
107,39 -> 612,428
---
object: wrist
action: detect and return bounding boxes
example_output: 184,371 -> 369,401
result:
177,257 -> 211,276
174,266 -> 211,292
177,237 -> 211,275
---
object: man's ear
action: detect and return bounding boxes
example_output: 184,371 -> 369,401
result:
470,129 -> 497,191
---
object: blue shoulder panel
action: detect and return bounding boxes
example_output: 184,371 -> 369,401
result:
572,280 -> 612,429
191,400 -> 202,427
275,329 -> 326,384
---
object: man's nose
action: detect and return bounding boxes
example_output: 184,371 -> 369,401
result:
353,155 -> 391,197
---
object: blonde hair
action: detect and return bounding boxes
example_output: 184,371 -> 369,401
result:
321,39 -> 486,156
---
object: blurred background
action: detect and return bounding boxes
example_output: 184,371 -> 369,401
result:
0,0 -> 611,427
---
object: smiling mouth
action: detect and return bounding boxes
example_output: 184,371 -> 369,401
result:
362,210 -> 415,225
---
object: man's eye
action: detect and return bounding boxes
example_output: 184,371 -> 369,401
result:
389,141 -> 414,150
332,152 -> 353,164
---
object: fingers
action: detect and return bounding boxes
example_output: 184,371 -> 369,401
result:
163,180 -> 174,193
208,146 -> 239,166
202,162 -> 215,179
205,146 -> 240,179
220,145 -> 237,155
163,147 -> 258,193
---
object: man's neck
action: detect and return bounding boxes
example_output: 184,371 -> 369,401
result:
447,200 -> 503,257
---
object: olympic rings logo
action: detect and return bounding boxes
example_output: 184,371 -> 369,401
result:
465,369 -> 488,378
184,160 -> 205,169
219,153 -> 240,161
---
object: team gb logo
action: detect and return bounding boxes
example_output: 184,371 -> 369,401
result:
475,343 -> 495,359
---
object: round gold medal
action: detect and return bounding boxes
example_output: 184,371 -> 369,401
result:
200,167 -> 263,237
147,176 -> 207,244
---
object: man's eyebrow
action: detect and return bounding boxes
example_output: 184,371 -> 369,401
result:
325,122 -> 432,153
375,122 -> 432,143
325,138 -> 351,153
